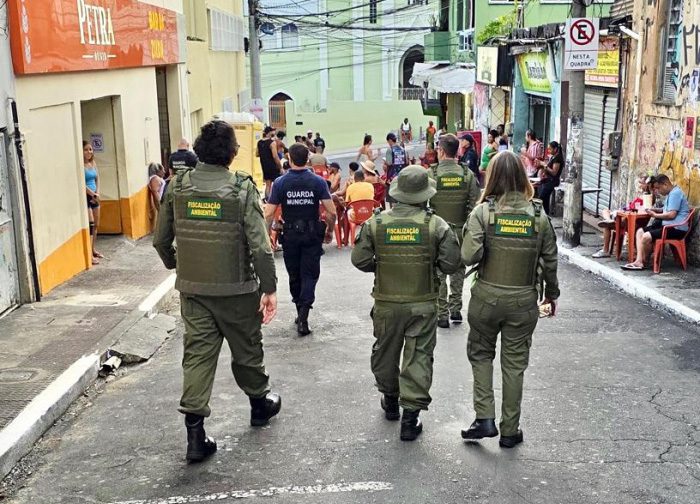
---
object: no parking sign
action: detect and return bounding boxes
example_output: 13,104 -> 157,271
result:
565,18 -> 599,71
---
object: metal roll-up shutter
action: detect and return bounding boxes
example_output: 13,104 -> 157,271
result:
599,92 -> 617,212
582,90 -> 605,214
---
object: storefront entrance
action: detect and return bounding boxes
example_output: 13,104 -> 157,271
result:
528,95 -> 551,146
81,97 -> 125,234
0,133 -> 20,314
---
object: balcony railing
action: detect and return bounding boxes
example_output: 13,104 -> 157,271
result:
399,88 -> 426,101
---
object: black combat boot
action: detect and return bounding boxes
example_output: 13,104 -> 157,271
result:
297,305 -> 312,336
450,311 -> 463,324
461,418 -> 498,440
499,429 -> 524,448
400,409 -> 423,441
250,392 -> 282,427
185,413 -> 217,463
380,394 -> 400,421
437,318 -> 450,329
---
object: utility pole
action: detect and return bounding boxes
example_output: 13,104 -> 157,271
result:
562,0 -> 587,247
248,0 -> 262,102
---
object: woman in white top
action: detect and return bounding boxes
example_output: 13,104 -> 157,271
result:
356,134 -> 377,163
148,162 -> 166,217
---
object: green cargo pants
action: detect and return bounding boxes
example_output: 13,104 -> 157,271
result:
179,292 -> 270,417
437,231 -> 465,319
371,300 -> 438,411
466,287 -> 539,436
437,264 -> 465,319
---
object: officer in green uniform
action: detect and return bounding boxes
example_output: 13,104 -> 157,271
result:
153,120 -> 281,463
351,166 -> 461,441
460,151 -> 559,448
428,134 -> 481,328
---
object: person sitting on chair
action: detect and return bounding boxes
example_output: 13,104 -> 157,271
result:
622,175 -> 690,270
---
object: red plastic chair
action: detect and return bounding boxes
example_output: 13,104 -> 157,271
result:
269,206 -> 283,251
652,208 -> 696,273
347,199 -> 376,246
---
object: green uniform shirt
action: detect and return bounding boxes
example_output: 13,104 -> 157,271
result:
462,192 -> 560,300
351,203 -> 461,276
153,163 -> 277,294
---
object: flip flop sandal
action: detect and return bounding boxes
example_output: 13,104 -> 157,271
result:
621,263 -> 644,271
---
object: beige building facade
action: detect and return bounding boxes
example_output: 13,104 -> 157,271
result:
8,0 -> 189,294
613,0 -> 699,260
183,0 -> 247,136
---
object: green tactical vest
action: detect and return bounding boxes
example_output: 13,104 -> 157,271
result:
173,169 -> 259,296
478,198 -> 543,288
373,209 -> 437,302
429,165 -> 475,227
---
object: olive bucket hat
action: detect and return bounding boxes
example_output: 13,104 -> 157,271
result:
388,165 -> 437,205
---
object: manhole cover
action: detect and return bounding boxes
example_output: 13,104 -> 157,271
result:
0,368 -> 38,382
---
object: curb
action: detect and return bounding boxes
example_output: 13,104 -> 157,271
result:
559,247 -> 700,325
0,273 -> 177,480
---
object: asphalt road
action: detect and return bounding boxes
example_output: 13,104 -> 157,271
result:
5,248 -> 700,504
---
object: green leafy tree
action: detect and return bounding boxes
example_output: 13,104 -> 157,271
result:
476,11 -> 517,45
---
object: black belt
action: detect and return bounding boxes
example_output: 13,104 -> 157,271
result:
283,220 -> 321,234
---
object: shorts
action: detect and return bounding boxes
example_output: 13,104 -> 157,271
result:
263,166 -> 281,182
87,195 -> 100,209
643,220 -> 686,240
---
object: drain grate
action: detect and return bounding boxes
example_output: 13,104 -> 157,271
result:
0,368 -> 38,383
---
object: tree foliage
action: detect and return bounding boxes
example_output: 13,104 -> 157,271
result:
476,11 -> 517,45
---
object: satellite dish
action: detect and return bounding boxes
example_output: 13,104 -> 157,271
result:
260,22 -> 275,36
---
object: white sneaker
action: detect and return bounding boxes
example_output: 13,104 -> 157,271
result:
592,249 -> 611,259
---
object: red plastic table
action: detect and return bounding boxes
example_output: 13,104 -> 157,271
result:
615,211 -> 652,261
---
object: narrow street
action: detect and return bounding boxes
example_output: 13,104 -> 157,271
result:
7,248 -> 700,504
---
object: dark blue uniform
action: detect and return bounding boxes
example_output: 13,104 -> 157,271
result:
169,149 -> 199,174
269,168 -> 331,310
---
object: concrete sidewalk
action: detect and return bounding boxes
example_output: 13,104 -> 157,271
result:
0,235 -> 176,479
554,218 -> 700,324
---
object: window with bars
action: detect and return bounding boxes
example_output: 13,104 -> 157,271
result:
408,0 -> 428,5
658,0 -> 683,102
209,9 -> 245,52
458,29 -> 474,52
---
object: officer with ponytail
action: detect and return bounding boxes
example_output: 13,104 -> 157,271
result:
154,120 -> 281,463
460,151 -> 559,448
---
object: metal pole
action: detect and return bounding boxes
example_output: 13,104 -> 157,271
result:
248,0 -> 262,101
562,0 -> 587,247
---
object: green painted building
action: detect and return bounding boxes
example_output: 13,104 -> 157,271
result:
247,0 -> 439,151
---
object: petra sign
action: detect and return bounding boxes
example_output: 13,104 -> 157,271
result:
8,0 -> 181,75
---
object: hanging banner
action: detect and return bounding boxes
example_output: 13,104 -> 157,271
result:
516,52 -> 552,95
585,36 -> 620,88
9,0 -> 182,75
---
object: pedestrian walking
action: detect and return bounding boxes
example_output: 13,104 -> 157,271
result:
535,141 -> 563,215
265,142 -> 337,336
153,120 -> 281,463
426,120 -> 437,149
428,134 -> 480,328
461,151 -> 559,448
384,132 -> 408,206
357,134 -> 377,163
399,118 -> 413,144
313,132 -> 326,154
351,166 -> 461,441
258,126 -> 283,199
